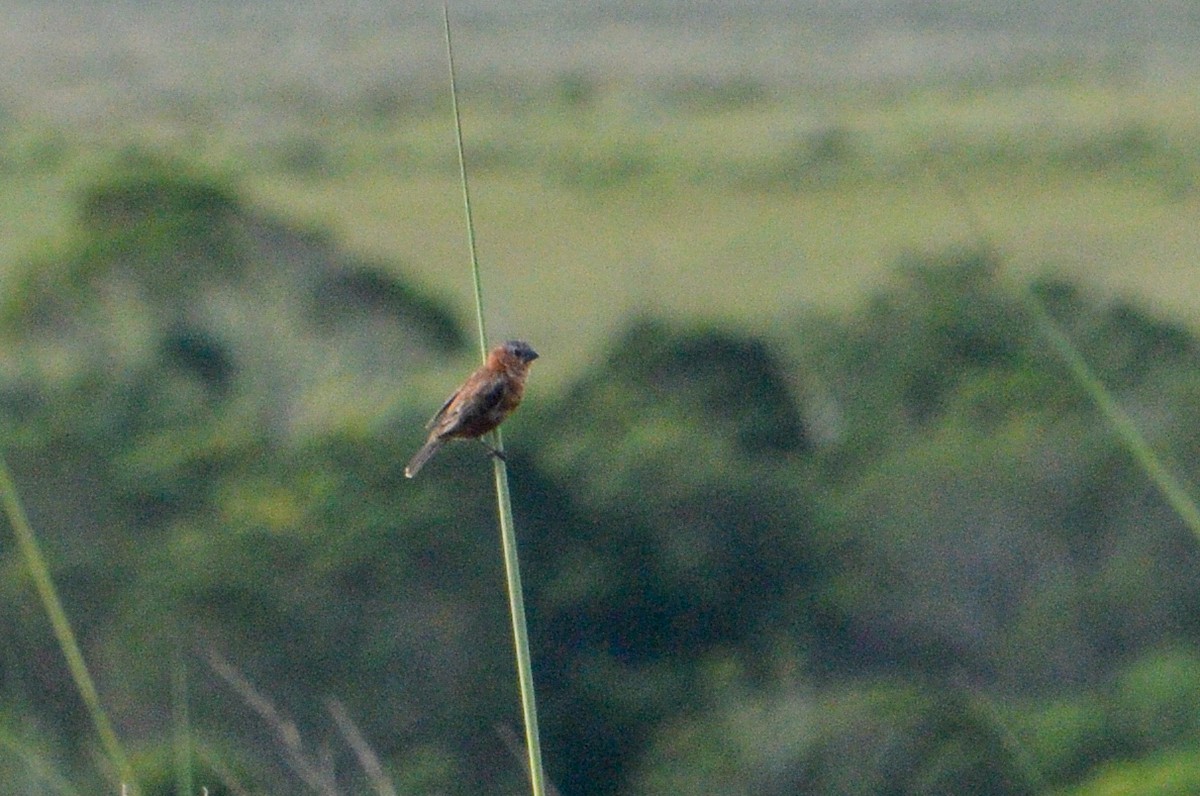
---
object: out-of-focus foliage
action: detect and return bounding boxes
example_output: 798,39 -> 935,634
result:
5,162 -> 1200,795
1061,748 -> 1200,796
524,318 -> 829,794
788,252 -> 1200,688
632,677 -> 1032,796
2,152 -> 466,438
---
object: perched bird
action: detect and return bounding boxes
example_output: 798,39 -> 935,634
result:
405,340 -> 539,478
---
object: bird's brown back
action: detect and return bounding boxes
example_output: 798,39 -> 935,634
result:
432,349 -> 532,441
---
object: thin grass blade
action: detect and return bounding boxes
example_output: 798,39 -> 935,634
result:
442,5 -> 548,795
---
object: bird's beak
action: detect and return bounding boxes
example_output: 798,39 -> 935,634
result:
526,348 -> 539,362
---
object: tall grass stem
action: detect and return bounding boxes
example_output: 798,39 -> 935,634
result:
0,452 -> 136,791
443,4 -> 489,364
1023,291 -> 1200,540
442,6 -> 548,796
928,154 -> 1200,542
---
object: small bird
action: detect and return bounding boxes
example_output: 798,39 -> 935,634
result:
405,340 -> 539,478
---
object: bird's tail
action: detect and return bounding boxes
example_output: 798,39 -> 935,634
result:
405,437 -> 443,478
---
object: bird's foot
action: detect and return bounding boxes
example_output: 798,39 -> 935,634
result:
478,438 -> 507,462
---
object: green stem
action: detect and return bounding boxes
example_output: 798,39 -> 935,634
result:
1024,290 -> 1200,541
927,156 -> 1200,544
443,3 -> 489,365
0,452 -> 136,791
443,6 -> 548,795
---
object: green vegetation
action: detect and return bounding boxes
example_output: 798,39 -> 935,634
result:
4,159 -> 1200,791
2,4 -> 1200,793
5,67 -> 1200,387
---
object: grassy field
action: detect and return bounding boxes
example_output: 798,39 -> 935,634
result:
2,3 -> 1199,387
181,79 -> 1200,383
6,5 -> 1200,793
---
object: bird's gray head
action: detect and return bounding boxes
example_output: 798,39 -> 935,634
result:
501,340 -> 539,363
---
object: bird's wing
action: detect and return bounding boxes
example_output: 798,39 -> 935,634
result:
426,388 -> 461,429
440,377 -> 507,433
471,378 -> 509,415
448,377 -> 505,418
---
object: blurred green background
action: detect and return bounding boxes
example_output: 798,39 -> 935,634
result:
2,1 -> 1200,794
